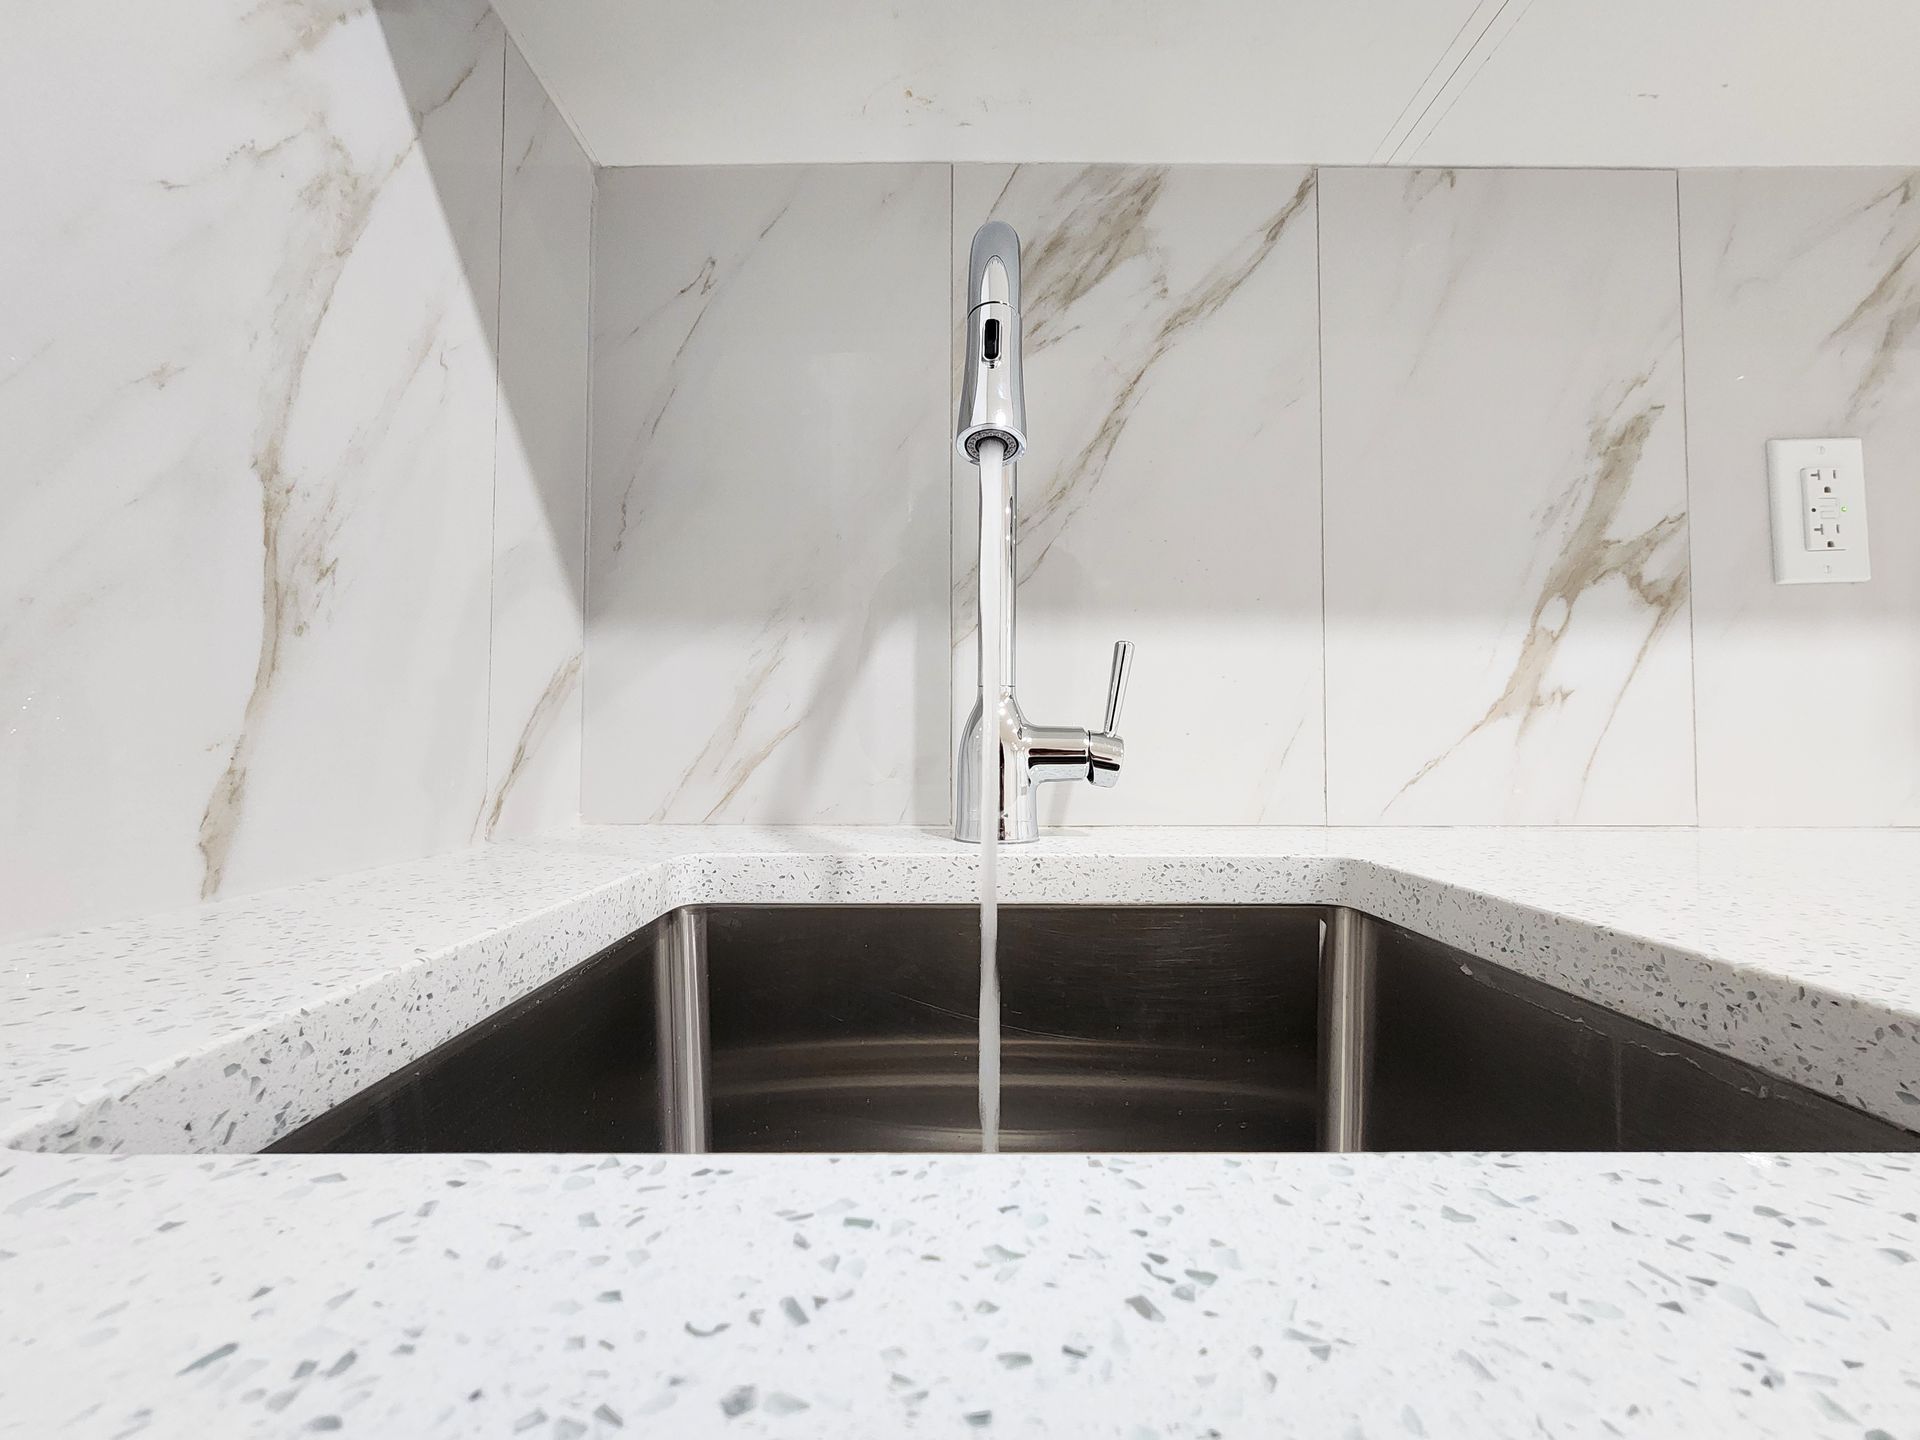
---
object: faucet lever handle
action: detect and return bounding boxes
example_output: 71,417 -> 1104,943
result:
1101,640 -> 1134,735
1086,640 -> 1132,790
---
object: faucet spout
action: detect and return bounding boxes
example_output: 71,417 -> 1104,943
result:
956,221 -> 1027,463
953,221 -> 1133,844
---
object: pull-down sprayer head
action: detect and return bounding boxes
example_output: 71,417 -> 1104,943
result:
956,221 -> 1027,463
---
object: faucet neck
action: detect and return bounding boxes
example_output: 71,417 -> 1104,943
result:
965,221 -> 1022,313
977,461 -> 1017,700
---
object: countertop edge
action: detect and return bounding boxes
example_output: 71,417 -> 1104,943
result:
6,829 -> 1920,1154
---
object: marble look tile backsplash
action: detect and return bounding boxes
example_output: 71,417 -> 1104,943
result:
1321,168 -> 1695,824
588,161 -> 1920,831
484,44 -> 594,838
948,165 -> 1326,824
9,42 -> 1915,945
1681,169 -> 1920,826
584,165 -> 951,823
0,9 -> 590,940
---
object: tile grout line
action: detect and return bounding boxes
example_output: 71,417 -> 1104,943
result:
481,38 -> 508,839
1314,167 -> 1333,827
1671,168 -> 1705,828
947,161 -> 957,833
579,161 -> 598,826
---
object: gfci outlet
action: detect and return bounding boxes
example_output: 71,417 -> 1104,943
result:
1767,437 -> 1870,584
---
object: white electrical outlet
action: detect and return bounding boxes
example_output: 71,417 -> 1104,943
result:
1767,437 -> 1870,584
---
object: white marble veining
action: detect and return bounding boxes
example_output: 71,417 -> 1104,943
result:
0,0 -> 510,939
1681,168 -> 1920,826
482,41 -> 594,838
5,1149 -> 1916,1438
948,165 -> 1326,824
585,165 -> 951,824
1320,168 -> 1696,824
577,163 -> 1918,833
8,826 -> 1920,1158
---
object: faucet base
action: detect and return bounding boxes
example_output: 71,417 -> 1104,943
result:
952,702 -> 1043,844
952,821 -> 1041,846
954,700 -> 1116,844
951,801 -> 1043,845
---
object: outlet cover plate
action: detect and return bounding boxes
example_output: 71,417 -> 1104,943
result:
1767,437 -> 1870,585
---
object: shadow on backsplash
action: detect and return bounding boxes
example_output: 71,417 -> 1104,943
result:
583,164 -> 954,828
0,1 -> 591,941
378,1 -> 586,582
376,6 -> 591,847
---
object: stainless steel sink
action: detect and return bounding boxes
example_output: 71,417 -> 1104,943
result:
273,905 -> 1920,1155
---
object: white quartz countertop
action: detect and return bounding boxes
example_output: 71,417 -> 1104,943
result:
5,825 -> 1920,1436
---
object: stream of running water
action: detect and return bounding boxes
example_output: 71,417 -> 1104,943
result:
975,436 -> 1007,1154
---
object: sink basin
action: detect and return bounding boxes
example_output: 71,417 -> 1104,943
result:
272,905 -> 1920,1155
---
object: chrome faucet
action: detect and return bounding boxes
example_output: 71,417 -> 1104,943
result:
954,221 -> 1133,844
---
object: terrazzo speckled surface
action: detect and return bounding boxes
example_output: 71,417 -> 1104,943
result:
7,826 -> 1920,1154
6,826 -> 1920,1436
4,1150 -> 1919,1438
